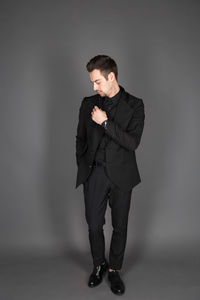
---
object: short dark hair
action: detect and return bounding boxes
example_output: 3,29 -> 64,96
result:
86,55 -> 118,81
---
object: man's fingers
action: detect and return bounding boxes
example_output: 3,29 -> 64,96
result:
92,106 -> 98,114
91,106 -> 101,119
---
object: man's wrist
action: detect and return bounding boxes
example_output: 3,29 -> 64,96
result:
101,119 -> 108,128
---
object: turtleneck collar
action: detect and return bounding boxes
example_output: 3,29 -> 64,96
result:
104,85 -> 122,103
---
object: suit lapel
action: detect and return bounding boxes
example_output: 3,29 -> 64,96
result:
90,96 -> 104,150
114,88 -> 133,130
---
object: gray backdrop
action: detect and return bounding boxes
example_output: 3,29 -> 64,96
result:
0,0 -> 200,259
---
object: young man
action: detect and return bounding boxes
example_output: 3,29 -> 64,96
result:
75,55 -> 145,295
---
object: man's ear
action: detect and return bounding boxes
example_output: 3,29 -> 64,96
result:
108,72 -> 115,81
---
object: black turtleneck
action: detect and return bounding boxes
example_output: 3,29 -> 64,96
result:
102,87 -> 122,114
94,86 -> 122,165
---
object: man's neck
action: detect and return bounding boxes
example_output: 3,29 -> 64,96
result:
107,84 -> 120,98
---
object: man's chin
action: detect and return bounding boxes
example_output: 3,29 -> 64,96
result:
97,91 -> 105,97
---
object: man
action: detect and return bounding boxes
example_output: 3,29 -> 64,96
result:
75,55 -> 145,295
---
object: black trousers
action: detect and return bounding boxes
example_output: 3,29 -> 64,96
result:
83,163 -> 133,270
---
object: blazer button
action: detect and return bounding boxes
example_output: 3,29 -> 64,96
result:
89,164 -> 92,168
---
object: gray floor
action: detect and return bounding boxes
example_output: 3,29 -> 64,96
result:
0,247 -> 200,300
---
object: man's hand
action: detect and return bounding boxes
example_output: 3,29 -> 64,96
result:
91,106 -> 108,125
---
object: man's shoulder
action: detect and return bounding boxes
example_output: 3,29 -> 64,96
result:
124,90 -> 144,109
83,93 -> 98,102
80,94 -> 98,107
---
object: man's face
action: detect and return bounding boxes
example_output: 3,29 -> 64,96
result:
89,69 -> 113,97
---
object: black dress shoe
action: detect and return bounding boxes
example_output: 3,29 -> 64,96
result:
108,270 -> 125,295
88,260 -> 108,287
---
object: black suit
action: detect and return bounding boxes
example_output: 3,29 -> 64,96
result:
75,85 -> 145,270
75,85 -> 145,191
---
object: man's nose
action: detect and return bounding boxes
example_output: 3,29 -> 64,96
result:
93,83 -> 98,91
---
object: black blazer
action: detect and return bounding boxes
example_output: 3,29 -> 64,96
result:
75,85 -> 145,191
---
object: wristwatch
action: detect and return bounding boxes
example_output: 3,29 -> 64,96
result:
101,119 -> 108,129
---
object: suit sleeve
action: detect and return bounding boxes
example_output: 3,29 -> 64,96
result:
104,99 -> 145,151
75,98 -> 88,166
